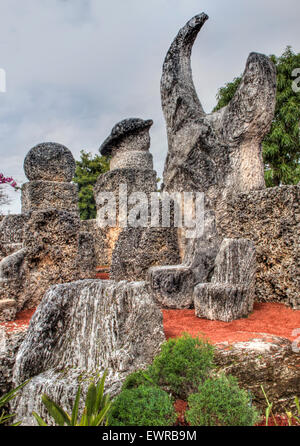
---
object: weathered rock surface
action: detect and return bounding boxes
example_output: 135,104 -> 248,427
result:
111,227 -> 181,282
217,185 -> 300,309
100,118 -> 153,156
23,142 -> 76,182
77,231 -> 97,276
0,249 -> 27,321
20,210 -> 82,310
95,118 -> 181,278
194,238 -> 256,321
12,279 -> 165,426
0,143 -> 95,320
0,214 -> 29,261
214,334 -> 300,413
149,265 -> 194,309
80,219 -> 111,267
0,328 -> 27,398
161,13 -> 276,216
148,210 -> 219,309
21,181 -> 78,214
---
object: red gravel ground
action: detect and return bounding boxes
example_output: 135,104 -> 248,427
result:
173,401 -> 300,426
1,299 -> 299,427
1,302 -> 299,344
0,308 -> 36,333
163,302 -> 300,344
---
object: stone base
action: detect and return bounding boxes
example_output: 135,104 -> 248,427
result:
194,283 -> 254,322
12,279 -> 165,425
148,265 -> 194,309
21,181 -> 79,213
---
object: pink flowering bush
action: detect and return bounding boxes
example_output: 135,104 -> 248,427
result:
0,173 -> 17,188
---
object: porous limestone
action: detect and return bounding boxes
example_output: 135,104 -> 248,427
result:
161,13 -> 276,214
12,279 -> 165,426
23,142 -> 76,182
194,238 -> 256,321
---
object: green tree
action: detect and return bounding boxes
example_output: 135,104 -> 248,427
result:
214,46 -> 300,187
73,150 -> 110,220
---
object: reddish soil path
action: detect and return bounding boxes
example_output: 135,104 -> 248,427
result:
163,302 -> 300,344
1,302 -> 299,347
0,308 -> 36,333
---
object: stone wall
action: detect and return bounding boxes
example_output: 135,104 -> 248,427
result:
216,185 -> 300,309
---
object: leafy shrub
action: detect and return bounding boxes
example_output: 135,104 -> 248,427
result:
109,385 -> 176,426
122,369 -> 156,390
186,374 -> 259,426
149,333 -> 214,399
33,371 -> 111,426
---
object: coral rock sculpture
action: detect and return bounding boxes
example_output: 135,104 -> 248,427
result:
194,238 -> 256,322
0,143 -> 95,321
95,118 -> 180,280
161,13 -> 277,214
148,210 -> 220,309
12,279 -> 165,426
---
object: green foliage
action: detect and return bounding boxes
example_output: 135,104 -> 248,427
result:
214,46 -> 300,187
73,150 -> 110,220
149,333 -> 214,399
122,369 -> 157,390
32,371 -> 111,426
213,77 -> 241,112
0,380 -> 30,426
108,385 -> 176,426
186,375 -> 259,426
261,385 -> 300,426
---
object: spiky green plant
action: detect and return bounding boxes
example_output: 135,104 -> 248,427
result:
32,370 -> 111,426
0,380 -> 30,426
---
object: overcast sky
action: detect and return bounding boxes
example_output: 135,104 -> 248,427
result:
0,0 -> 299,214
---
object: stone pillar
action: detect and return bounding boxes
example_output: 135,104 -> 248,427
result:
94,118 -> 180,279
0,142 -> 95,321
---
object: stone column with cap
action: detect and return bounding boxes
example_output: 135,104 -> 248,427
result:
22,142 -> 78,214
0,142 -> 96,321
94,118 -> 180,280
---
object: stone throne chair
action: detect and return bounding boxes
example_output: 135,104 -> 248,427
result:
148,210 -> 220,309
194,238 -> 256,322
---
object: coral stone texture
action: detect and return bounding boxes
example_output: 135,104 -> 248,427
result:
214,336 -> 300,413
12,280 -> 165,426
194,239 -> 256,321
160,13 -> 276,214
217,185 -> 300,309
0,142 -> 95,321
94,117 -> 181,279
21,181 -> 78,214
148,210 -> 219,309
23,142 -> 76,182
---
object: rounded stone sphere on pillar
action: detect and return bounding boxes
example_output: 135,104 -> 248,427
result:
24,142 -> 76,182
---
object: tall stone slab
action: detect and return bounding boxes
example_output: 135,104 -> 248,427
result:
160,13 -> 277,214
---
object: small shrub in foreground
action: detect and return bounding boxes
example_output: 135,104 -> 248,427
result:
122,369 -> 156,390
186,374 -> 259,426
149,333 -> 214,399
109,385 -> 176,426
